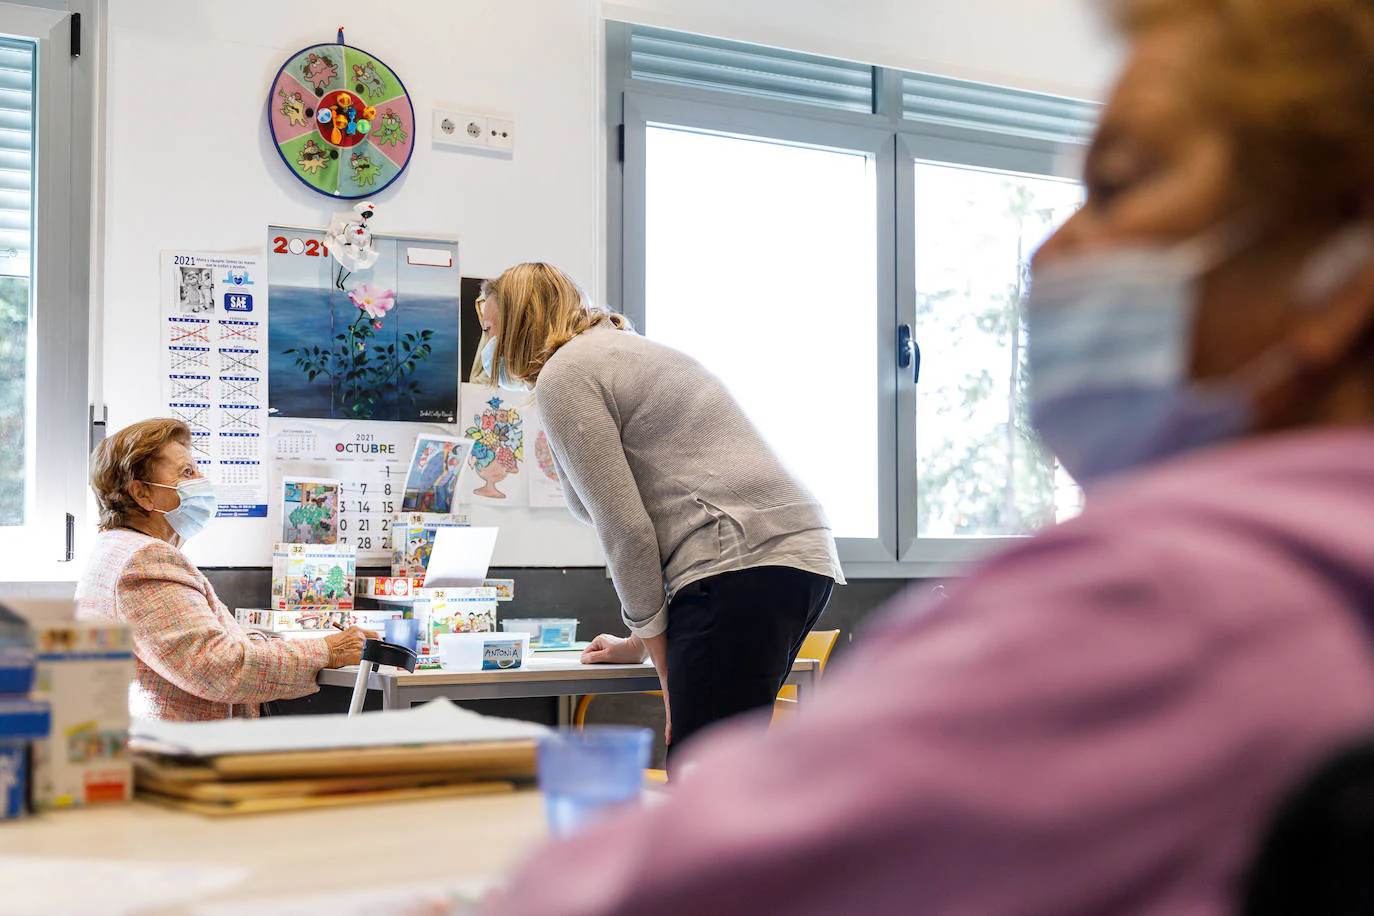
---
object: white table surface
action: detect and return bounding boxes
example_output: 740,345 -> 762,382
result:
0,789 -> 547,913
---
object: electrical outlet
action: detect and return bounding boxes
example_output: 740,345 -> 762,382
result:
487,118 -> 515,152
432,109 -> 488,149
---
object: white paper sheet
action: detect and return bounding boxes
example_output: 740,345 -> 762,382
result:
129,698 -> 546,758
459,384 -> 530,507
0,857 -> 249,916
523,409 -> 567,509
423,527 -> 499,588
160,250 -> 270,517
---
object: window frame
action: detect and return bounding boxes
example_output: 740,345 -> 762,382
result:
0,0 -> 96,581
620,90 -> 899,562
606,20 -> 1093,577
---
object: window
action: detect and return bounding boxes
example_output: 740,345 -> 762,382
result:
643,124 -> 879,538
0,36 -> 33,529
0,3 -> 95,579
911,162 -> 1083,538
609,23 -> 1097,575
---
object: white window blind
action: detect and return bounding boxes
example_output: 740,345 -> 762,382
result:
902,72 -> 1097,145
0,38 -> 33,280
629,25 -> 875,114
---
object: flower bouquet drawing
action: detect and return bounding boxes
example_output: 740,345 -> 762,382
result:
465,396 -> 523,499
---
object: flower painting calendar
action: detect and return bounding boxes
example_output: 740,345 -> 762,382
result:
267,226 -> 459,423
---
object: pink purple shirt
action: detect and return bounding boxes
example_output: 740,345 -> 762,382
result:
485,429 -> 1374,915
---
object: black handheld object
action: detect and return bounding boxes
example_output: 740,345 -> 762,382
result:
348,638 -> 418,716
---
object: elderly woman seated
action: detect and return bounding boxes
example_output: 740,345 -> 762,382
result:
76,418 -> 370,721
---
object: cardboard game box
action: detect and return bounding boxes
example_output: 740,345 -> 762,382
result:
355,576 -> 426,600
0,599 -> 134,811
412,587 -> 498,668
237,608 -> 405,635
271,543 -> 357,612
390,513 -> 471,579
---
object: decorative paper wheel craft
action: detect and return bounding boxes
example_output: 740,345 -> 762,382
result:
268,29 -> 414,199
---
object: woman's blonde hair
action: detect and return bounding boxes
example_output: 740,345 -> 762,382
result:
90,418 -> 190,530
482,263 -> 631,387
1110,0 -> 1374,222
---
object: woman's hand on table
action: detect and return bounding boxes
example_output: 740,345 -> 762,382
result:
581,633 -> 647,665
324,626 -> 378,668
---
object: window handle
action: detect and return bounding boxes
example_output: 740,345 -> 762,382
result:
897,325 -> 921,384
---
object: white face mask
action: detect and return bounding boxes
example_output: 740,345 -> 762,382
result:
143,477 -> 217,539
480,337 -> 529,391
1026,223 -> 1374,486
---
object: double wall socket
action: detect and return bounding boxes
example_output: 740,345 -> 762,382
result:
433,109 -> 515,153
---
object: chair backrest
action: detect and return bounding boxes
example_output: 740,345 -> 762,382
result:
774,630 -> 842,710
1238,736 -> 1374,915
797,629 -> 840,676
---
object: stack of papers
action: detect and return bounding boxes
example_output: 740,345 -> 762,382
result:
131,698 -> 546,757
129,701 -> 547,815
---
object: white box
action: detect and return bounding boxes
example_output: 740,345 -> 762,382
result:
413,588 -> 498,663
3,600 -> 134,810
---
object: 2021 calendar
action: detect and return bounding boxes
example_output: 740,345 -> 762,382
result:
270,420 -> 451,564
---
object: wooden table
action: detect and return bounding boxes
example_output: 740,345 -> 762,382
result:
319,650 -> 821,723
0,790 -> 546,912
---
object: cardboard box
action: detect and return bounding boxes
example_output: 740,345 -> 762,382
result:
355,576 -> 425,600
270,543 -> 357,612
0,602 -> 34,695
0,697 -> 51,819
0,599 -> 134,810
413,587 -> 498,661
483,579 -> 515,601
236,608 -> 404,634
390,514 -> 470,579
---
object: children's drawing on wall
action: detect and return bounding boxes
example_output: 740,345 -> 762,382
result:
459,277 -> 491,385
400,435 -> 474,516
525,412 -> 567,509
177,266 -> 215,315
267,227 -> 459,423
281,477 -> 341,544
461,384 -> 528,506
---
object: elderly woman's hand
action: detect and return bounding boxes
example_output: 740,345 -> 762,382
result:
324,626 -> 378,668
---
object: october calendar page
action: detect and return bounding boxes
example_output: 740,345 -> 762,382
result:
269,420 -> 456,563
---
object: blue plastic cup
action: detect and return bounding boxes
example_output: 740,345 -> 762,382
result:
383,618 -> 419,652
538,726 -> 652,836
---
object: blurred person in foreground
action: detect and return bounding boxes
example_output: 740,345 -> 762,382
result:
485,0 -> 1374,912
77,418 -> 372,721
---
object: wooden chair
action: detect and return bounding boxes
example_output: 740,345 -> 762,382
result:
771,629 -> 840,727
572,629 -> 842,730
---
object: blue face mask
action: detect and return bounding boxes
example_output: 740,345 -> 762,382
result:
1027,225 -> 1373,486
480,337 -> 527,390
144,477 -> 217,540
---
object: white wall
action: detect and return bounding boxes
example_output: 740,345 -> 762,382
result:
100,0 -> 607,567
95,0 -> 1115,569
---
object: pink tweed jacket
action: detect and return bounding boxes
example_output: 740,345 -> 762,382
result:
75,528 -> 330,721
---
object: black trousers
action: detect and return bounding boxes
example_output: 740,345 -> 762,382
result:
665,565 -> 834,760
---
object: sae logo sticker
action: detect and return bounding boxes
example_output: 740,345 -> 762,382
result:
224,292 -> 253,313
